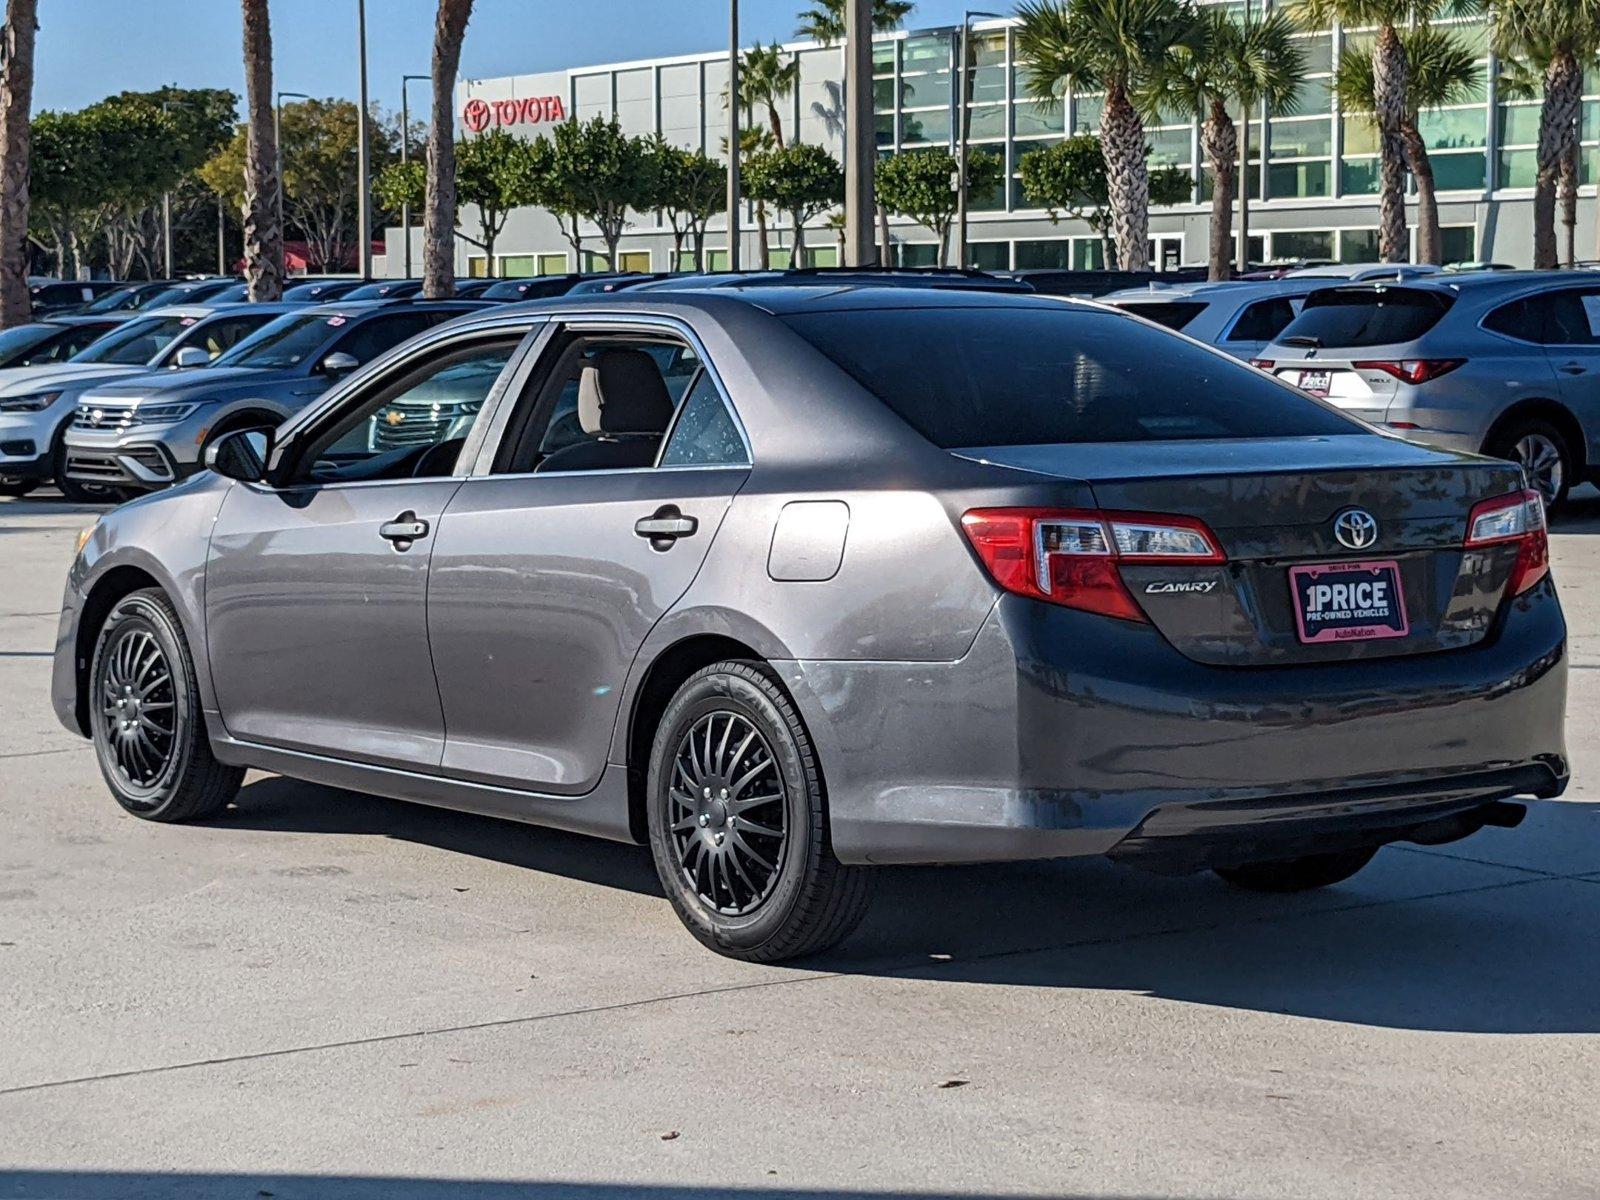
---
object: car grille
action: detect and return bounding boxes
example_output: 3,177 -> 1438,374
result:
72,401 -> 141,431
371,400 -> 473,450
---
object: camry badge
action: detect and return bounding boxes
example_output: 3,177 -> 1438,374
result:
1144,580 -> 1218,595
1333,508 -> 1379,550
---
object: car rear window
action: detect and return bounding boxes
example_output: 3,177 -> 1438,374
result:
779,306 -> 1361,448
1276,286 -> 1453,348
1111,300 -> 1207,331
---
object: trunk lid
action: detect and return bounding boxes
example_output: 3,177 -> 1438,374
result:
957,435 -> 1528,666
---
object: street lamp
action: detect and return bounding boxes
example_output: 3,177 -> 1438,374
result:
727,0 -> 741,272
275,89 -> 311,262
843,0 -> 874,266
356,0 -> 372,279
955,10 -> 1004,270
400,74 -> 428,278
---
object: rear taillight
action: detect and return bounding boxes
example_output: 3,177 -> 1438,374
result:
1250,358 -> 1275,370
1465,488 -> 1549,596
1353,358 -> 1465,385
961,508 -> 1225,622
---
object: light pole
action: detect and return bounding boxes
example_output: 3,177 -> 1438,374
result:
727,0 -> 741,271
275,90 -> 311,266
356,0 -> 372,279
956,10 -> 1003,270
1236,0 -> 1252,276
400,74 -> 428,278
843,0 -> 875,265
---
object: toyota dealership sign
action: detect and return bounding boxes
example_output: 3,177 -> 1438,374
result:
462,94 -> 567,133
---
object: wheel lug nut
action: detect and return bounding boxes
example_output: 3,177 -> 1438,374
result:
698,814 -> 709,826
719,788 -> 729,800
713,833 -> 725,845
703,787 -> 711,798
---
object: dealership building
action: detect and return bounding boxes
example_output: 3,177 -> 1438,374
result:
383,7 -> 1600,277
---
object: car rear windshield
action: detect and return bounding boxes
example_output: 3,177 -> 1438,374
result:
70,314 -> 194,365
779,306 -> 1362,448
1274,286 -> 1453,348
1111,300 -> 1207,331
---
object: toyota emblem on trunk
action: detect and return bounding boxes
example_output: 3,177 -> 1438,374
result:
1333,508 -> 1378,550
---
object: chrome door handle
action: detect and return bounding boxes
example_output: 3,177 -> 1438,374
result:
634,506 -> 698,549
379,510 -> 429,550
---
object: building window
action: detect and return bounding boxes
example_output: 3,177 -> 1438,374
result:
1271,230 -> 1334,261
618,250 -> 652,273
1441,225 -> 1477,264
537,252 -> 568,276
498,255 -> 537,278
966,241 -> 1010,270
466,255 -> 488,278
1338,229 -> 1380,262
897,242 -> 941,267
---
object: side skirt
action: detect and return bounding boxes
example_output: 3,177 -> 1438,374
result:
209,732 -> 639,844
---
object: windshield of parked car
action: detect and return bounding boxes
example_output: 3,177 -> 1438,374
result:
212,312 -> 339,369
1274,286 -> 1454,348
780,306 -> 1363,447
80,286 -> 142,314
69,314 -> 196,365
0,324 -> 56,359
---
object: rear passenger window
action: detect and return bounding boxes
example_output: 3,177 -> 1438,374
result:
1544,291 -> 1600,345
1226,297 -> 1298,343
660,373 -> 748,467
1483,297 -> 1545,343
1113,301 -> 1206,331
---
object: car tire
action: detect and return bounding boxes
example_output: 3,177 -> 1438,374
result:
1486,418 -> 1572,513
646,661 -> 873,962
89,587 -> 243,823
0,477 -> 39,498
1213,846 -> 1377,893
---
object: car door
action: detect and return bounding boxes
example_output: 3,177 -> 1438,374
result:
204,326 -> 530,770
1540,286 -> 1600,460
425,319 -> 752,793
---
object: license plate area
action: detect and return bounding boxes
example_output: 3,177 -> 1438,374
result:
1289,559 -> 1409,644
1297,368 -> 1331,396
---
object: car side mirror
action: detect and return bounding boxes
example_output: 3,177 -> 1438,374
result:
320,350 -> 359,378
173,346 -> 211,368
204,428 -> 271,483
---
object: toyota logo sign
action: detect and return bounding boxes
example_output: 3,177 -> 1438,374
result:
462,98 -> 491,133
1332,508 -> 1379,550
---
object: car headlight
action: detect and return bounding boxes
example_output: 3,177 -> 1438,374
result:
136,402 -> 201,422
0,390 -> 62,413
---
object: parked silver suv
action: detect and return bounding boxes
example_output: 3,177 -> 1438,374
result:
1259,271 -> 1600,509
64,301 -> 480,492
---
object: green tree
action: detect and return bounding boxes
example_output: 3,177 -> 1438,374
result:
1154,7 -> 1304,280
745,141 -> 843,266
1018,134 -> 1192,269
645,139 -> 726,270
548,116 -> 659,270
1015,0 -> 1199,271
1337,25 -> 1478,265
376,126 -> 540,275
875,146 -> 1003,266
795,0 -> 915,43
1491,0 -> 1600,269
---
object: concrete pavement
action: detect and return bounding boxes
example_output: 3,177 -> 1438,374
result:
0,490 -> 1595,1200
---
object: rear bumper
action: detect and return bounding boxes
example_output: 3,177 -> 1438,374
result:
783,581 -> 1568,867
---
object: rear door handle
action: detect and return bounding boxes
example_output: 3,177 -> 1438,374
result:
635,505 -> 698,548
1559,362 -> 1587,375
379,510 -> 429,550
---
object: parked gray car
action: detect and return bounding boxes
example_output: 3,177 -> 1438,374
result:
1258,270 -> 1600,509
1101,279 -> 1338,360
52,287 -> 1566,960
63,301 -> 480,492
0,303 -> 294,499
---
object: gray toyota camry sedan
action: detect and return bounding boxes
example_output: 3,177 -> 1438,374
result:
51,287 -> 1568,961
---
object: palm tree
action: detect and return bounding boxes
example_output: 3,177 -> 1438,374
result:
0,0 -> 39,328
736,43 -> 800,147
1157,7 -> 1304,281
239,0 -> 283,301
1016,0 -> 1198,271
424,0 -> 474,297
796,0 -> 915,43
1337,24 -> 1479,265
1296,0 -> 1478,264
1492,0 -> 1600,269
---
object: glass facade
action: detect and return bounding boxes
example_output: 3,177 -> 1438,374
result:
450,1 -> 1591,273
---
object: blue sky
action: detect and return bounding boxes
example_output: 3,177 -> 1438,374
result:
36,0 -> 981,118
